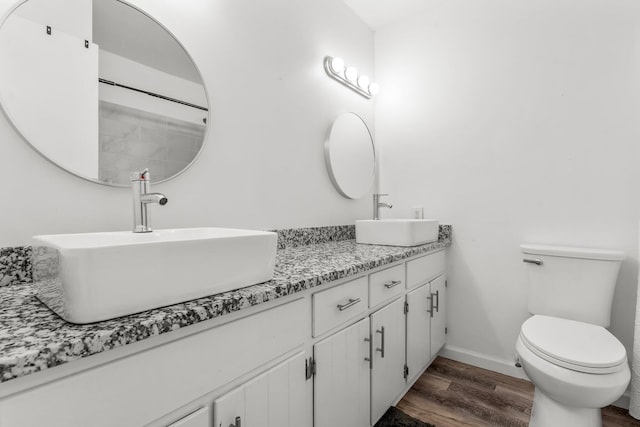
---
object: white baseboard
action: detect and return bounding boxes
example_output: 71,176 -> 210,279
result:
440,344 -> 529,380
439,345 -> 631,410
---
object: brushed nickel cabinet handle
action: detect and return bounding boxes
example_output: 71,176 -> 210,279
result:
523,258 -> 543,265
376,326 -> 385,358
364,334 -> 373,369
337,298 -> 361,311
427,294 -> 434,318
384,280 -> 402,289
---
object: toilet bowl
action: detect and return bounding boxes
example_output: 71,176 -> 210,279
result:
517,244 -> 629,427
516,316 -> 630,426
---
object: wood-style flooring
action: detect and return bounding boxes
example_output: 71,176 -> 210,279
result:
397,357 -> 640,427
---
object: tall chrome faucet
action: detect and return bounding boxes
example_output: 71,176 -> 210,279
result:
131,169 -> 168,233
373,193 -> 392,220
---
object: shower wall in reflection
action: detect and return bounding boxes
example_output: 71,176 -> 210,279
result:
98,101 -> 205,185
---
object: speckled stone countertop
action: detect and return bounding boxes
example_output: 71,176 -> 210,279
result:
0,225 -> 451,384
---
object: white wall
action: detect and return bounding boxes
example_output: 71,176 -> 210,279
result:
375,0 -> 640,372
0,0 -> 375,246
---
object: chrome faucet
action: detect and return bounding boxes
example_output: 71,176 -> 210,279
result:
373,193 -> 392,220
131,169 -> 167,233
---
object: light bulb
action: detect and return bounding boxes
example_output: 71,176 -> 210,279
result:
368,82 -> 380,95
357,75 -> 370,90
330,57 -> 345,74
345,66 -> 358,82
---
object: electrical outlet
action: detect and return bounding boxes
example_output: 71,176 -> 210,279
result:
411,207 -> 424,219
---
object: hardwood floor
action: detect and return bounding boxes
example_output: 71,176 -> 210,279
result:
397,357 -> 640,427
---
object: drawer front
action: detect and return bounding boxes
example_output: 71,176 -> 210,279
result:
406,250 -> 446,289
369,264 -> 405,307
313,277 -> 368,337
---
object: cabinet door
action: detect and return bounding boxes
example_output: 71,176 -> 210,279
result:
370,298 -> 406,425
214,385 -> 244,427
214,351 -> 310,427
406,283 -> 431,381
430,275 -> 446,359
167,407 -> 210,427
314,317 -> 370,427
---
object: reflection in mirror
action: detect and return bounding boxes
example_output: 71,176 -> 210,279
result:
324,113 -> 375,199
0,0 -> 209,186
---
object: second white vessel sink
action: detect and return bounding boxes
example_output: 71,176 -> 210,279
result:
32,228 -> 277,324
356,219 -> 439,247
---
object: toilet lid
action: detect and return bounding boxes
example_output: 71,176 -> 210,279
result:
520,315 -> 627,374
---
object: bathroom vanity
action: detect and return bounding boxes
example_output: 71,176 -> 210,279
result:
0,226 -> 450,427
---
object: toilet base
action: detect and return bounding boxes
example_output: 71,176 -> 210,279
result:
530,388 -> 602,427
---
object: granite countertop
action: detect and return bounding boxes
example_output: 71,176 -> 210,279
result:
0,227 -> 451,384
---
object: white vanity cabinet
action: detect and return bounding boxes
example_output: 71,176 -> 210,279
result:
213,351 -> 311,427
0,299 -> 309,427
370,297 -> 407,424
0,248 -> 447,427
312,249 -> 447,427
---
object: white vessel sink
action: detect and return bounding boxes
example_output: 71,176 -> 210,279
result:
356,219 -> 439,247
32,228 -> 277,324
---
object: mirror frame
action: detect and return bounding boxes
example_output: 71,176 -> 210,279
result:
0,0 -> 211,187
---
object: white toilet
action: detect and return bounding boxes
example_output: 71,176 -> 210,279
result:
516,244 -> 630,427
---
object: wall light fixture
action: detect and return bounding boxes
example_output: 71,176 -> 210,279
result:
324,56 -> 378,99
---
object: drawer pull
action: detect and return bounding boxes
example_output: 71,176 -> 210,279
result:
337,298 -> 361,311
433,290 -> 440,312
376,326 -> 385,358
523,258 -> 543,266
383,280 -> 402,289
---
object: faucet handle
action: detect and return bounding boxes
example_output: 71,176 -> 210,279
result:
131,169 -> 150,181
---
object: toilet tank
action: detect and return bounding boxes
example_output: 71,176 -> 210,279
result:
521,244 -> 625,327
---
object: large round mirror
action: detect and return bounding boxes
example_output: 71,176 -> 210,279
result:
0,0 -> 209,186
324,112 -> 375,199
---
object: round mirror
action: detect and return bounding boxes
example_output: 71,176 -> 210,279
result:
324,112 -> 375,199
0,0 -> 209,186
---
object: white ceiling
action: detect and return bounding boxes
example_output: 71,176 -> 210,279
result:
341,0 -> 431,31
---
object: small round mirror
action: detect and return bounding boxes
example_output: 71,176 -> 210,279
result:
0,0 -> 209,186
324,112 -> 375,199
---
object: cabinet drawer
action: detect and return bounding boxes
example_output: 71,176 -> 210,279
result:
406,250 -> 445,289
313,277 -> 368,337
369,264 -> 405,307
